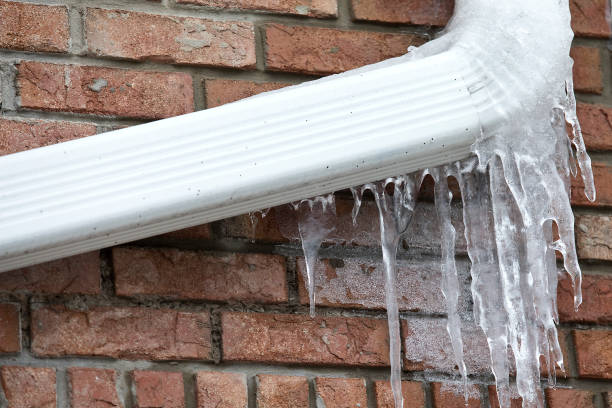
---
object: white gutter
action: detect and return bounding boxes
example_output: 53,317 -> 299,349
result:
0,49 -> 484,272
0,0 -> 575,273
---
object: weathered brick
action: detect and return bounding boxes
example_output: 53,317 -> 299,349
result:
545,388 -> 596,408
31,306 -> 211,360
205,79 -> 289,108
219,206 -> 290,243
177,0 -> 337,18
374,381 -> 426,408
573,330 -> 612,379
541,328 -> 571,379
577,103 -> 612,151
402,318 -> 490,375
0,252 -> 100,295
0,303 -> 20,353
557,273 -> 611,324
256,374 -> 309,408
222,312 -> 389,366
195,371 -> 247,408
219,197 -> 381,246
158,224 -> 212,240
0,118 -> 97,156
18,61 -> 194,119
314,377 -> 367,408
571,162 -> 612,206
576,214 -> 612,261
86,9 -> 255,69
0,366 -> 56,408
297,257 -> 468,314
571,47 -> 603,94
265,24 -> 423,75
351,0 -> 453,26
133,370 -> 185,408
0,1 -> 68,52
113,248 -> 287,303
219,198 -> 465,253
488,385 -> 522,408
431,383 -> 480,408
570,0 -> 612,38
69,368 -> 122,408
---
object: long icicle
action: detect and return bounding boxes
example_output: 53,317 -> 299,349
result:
431,166 -> 468,397
457,159 -> 511,407
369,174 -> 421,408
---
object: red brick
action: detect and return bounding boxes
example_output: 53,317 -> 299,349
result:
351,0 -> 453,26
195,371 -> 247,408
545,388 -> 596,408
221,312 -> 389,366
431,383 -> 480,408
256,374 -> 309,408
571,47 -> 603,94
86,9 -> 255,69
402,318 -> 490,375
113,248 -> 287,303
573,330 -> 612,379
69,368 -> 122,408
374,381 -> 425,408
314,377 -> 367,408
219,198 -> 465,253
265,24 -> 423,75
488,385 -> 522,408
0,252 -> 100,295
219,206 -> 290,243
0,366 -> 56,407
205,79 -> 290,108
0,118 -> 97,156
570,0 -> 612,38
219,198 -> 382,246
576,214 -> 612,261
540,328 -> 571,379
18,61 -> 194,119
558,273 -> 611,324
177,0 -> 337,18
297,257 -> 461,313
158,224 -> 212,240
577,103 -> 612,151
221,198 -> 378,245
571,162 -> 612,206
133,370 -> 185,408
0,303 -> 20,353
0,1 -> 68,52
31,306 -> 211,360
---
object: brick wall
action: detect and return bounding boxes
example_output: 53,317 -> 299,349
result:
0,0 -> 611,406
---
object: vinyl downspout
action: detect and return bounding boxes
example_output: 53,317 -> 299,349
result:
0,47 -> 490,272
0,0 -> 562,272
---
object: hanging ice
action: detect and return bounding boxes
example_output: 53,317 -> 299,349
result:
292,1 -> 595,407
293,194 -> 336,317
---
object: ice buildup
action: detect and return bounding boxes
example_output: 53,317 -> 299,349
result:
289,1 -> 595,407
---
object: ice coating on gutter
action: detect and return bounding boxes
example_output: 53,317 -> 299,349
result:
290,1 -> 595,407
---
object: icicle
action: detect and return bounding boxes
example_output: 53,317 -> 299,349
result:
294,194 -> 336,317
431,167 -> 468,398
363,174 -> 421,408
350,187 -> 363,226
457,160 -> 511,408
247,208 -> 270,241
